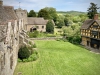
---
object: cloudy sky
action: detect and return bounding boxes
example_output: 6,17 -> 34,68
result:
3,0 -> 100,12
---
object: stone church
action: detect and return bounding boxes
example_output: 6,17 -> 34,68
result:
0,0 -> 30,75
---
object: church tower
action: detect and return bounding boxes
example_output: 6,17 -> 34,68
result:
15,8 -> 28,30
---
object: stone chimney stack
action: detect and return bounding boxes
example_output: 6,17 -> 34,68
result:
0,0 -> 3,6
94,14 -> 98,20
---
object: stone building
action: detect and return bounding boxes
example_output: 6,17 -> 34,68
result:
26,17 -> 47,32
15,8 -> 27,30
81,14 -> 100,51
0,0 -> 29,75
15,8 -> 55,32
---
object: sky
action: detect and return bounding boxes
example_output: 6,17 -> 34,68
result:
3,0 -> 100,12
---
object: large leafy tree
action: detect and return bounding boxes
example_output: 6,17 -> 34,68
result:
43,7 -> 58,22
56,15 -> 65,28
56,19 -> 65,28
87,2 -> 100,19
46,20 -> 54,33
28,10 -> 36,17
38,9 -> 50,19
62,24 -> 81,44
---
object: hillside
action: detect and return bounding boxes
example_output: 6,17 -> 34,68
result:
57,11 -> 87,16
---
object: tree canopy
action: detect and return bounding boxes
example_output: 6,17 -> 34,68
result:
43,7 -> 58,22
38,9 -> 50,19
28,10 -> 36,17
87,2 -> 100,19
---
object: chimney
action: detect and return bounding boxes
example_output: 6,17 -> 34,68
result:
94,14 -> 98,20
0,0 -> 3,6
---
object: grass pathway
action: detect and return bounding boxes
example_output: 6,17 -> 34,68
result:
14,40 -> 100,75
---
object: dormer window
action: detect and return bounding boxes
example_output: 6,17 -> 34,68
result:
93,25 -> 98,28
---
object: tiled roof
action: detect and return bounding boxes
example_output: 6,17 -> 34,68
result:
81,19 -> 100,29
0,5 -> 17,25
4,6 -> 18,20
27,17 -> 47,25
0,6 -> 9,25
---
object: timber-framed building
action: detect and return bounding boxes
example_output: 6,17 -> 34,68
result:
81,14 -> 100,51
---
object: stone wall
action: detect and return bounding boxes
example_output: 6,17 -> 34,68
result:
0,19 -> 29,75
26,24 -> 46,32
15,8 -> 27,30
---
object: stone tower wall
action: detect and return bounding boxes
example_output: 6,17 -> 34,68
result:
15,8 -> 28,30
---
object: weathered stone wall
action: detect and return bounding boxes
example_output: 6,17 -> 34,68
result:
15,8 -> 27,30
26,24 -> 46,32
0,19 -> 29,75
0,1 -> 31,75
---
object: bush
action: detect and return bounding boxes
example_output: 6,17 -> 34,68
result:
46,34 -> 56,37
29,41 -> 32,45
28,51 -> 39,61
18,43 -> 38,62
18,50 -> 39,62
31,44 -> 37,48
18,46 -> 31,61
33,31 -> 39,38
28,31 -> 39,38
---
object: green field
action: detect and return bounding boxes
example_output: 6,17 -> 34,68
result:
14,40 -> 100,75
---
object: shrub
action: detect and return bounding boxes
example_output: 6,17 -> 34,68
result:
32,31 -> 39,38
18,46 -> 31,61
28,52 -> 39,62
29,41 -> 32,45
28,31 -> 39,38
31,44 -> 37,48
18,50 -> 39,62
46,34 -> 56,37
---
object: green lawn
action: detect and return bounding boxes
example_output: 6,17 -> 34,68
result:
14,40 -> 100,75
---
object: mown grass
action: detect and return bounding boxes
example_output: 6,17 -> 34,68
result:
14,40 -> 100,75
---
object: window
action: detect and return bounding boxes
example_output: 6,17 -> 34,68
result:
92,31 -> 98,35
93,25 -> 98,28
36,26 -> 39,29
42,26 -> 44,29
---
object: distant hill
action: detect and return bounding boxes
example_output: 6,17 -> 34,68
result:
57,11 -> 87,16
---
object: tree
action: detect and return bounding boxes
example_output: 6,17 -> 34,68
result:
56,19 -> 65,28
38,9 -> 50,19
28,10 -> 36,17
64,17 -> 69,26
87,2 -> 100,19
43,7 -> 58,22
79,14 -> 88,22
62,24 -> 81,44
55,15 -> 65,28
46,20 -> 54,33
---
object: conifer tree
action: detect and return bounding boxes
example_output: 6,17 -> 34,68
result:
87,2 -> 100,19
